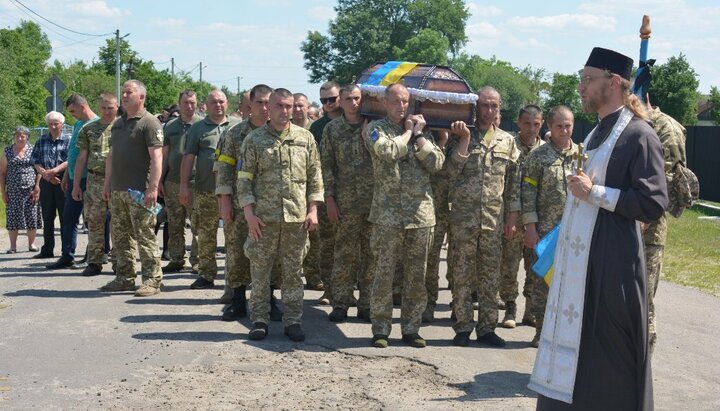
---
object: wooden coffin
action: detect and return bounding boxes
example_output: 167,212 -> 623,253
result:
356,61 -> 477,129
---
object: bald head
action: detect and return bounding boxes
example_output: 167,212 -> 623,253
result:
206,89 -> 228,123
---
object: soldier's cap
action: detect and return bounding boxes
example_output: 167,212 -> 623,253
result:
584,47 -> 633,80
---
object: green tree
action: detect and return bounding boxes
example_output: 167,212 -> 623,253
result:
394,29 -> 449,65
545,73 -> 595,123
46,60 -> 114,125
94,37 -> 137,77
302,0 -> 467,83
708,86 -> 720,125
648,54 -> 700,125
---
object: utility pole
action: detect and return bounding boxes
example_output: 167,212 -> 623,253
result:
237,76 -> 240,95
115,29 -> 120,99
199,62 -> 203,83
171,57 -> 175,82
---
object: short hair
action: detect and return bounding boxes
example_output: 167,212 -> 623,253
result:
271,88 -> 293,100
547,105 -> 574,125
250,84 -> 273,100
45,111 -> 65,124
385,83 -> 409,98
293,92 -> 309,101
65,93 -> 88,108
206,89 -> 227,102
14,126 -> 30,136
477,86 -> 500,102
99,92 -> 117,104
178,89 -> 196,102
518,104 -> 543,119
320,81 -> 340,92
124,79 -> 147,96
340,84 -> 360,97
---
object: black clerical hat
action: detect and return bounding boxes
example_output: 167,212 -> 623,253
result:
584,47 -> 634,80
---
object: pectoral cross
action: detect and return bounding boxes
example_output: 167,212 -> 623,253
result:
573,143 -> 588,175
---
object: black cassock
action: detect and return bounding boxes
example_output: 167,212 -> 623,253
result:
538,109 -> 668,411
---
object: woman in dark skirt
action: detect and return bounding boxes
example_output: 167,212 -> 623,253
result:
1,127 -> 42,253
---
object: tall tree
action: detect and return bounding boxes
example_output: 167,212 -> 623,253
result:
648,54 -> 700,125
301,0 -> 468,83
394,29 -> 449,66
708,86 -> 720,125
545,73 -> 596,123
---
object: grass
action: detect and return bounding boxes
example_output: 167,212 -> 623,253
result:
665,204 -> 720,296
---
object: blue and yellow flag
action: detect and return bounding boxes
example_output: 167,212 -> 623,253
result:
532,224 -> 560,286
365,61 -> 419,86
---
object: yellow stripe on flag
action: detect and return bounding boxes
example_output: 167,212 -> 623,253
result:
523,176 -> 538,187
237,171 -> 253,180
544,266 -> 554,286
380,62 -> 418,86
218,154 -> 237,166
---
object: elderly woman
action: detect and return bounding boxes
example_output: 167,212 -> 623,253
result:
1,127 -> 42,253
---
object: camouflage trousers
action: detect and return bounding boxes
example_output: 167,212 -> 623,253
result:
223,208 -> 251,288
331,213 -> 373,310
245,222 -> 307,326
529,257 -> 549,333
304,205 -> 335,291
84,172 -> 108,264
191,192 -> 219,281
164,181 -> 198,266
498,231 -> 535,304
110,190 -> 162,287
450,221 -> 503,335
370,225 -> 431,336
425,215 -> 448,309
645,244 -> 664,351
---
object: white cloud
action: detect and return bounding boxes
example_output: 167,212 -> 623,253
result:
508,14 -> 616,31
467,22 -> 503,38
467,3 -> 503,18
306,6 -> 335,22
67,1 -> 129,18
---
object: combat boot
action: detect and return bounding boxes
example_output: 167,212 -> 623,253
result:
356,307 -> 371,322
222,287 -> 247,321
328,307 -> 348,322
502,301 -> 517,328
522,303 -> 536,327
421,305 -> 434,323
284,324 -> 305,342
530,331 -> 540,348
270,295 -> 283,322
219,284 -> 234,304
249,322 -> 268,340
162,261 -> 185,274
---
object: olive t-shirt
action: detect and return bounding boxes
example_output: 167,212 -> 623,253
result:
163,114 -> 202,184
109,109 -> 164,191
183,117 -> 236,193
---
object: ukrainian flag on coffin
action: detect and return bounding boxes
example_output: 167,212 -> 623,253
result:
532,224 -> 560,286
364,61 -> 419,86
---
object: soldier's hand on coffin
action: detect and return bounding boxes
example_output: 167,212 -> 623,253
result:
412,115 -> 426,134
450,121 -> 471,139
567,172 -> 592,201
435,130 -> 449,149
404,117 -> 414,132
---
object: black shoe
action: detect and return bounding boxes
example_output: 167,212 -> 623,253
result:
269,296 -> 283,322
162,261 -> 185,274
46,257 -> 74,270
357,308 -> 371,322
402,333 -> 427,348
304,281 -> 324,291
82,263 -> 102,277
249,322 -> 268,340
222,288 -> 247,321
328,307 -> 348,322
161,250 -> 171,261
477,331 -> 506,347
284,324 -> 305,342
33,251 -> 54,259
392,293 -> 401,306
452,332 -> 471,347
190,277 -> 214,289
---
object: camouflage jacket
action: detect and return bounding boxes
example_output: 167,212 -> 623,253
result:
365,118 -> 444,228
237,123 -> 324,223
320,115 -> 374,214
76,118 -> 115,174
215,118 -> 261,196
521,140 -> 576,237
446,126 -> 521,231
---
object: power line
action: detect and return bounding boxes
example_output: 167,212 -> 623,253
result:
9,0 -> 113,37
8,0 -> 91,45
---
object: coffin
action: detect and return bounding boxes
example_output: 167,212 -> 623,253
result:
356,61 -> 477,129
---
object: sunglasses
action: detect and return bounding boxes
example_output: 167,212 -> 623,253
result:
320,96 -> 338,104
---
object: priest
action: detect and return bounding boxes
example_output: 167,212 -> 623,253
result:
529,47 -> 667,410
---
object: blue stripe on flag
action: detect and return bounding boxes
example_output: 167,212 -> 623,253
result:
365,61 -> 403,86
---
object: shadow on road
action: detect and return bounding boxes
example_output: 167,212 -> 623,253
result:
3,289 -> 118,298
436,370 -> 535,402
120,314 -> 219,323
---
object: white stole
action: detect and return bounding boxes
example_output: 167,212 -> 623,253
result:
528,108 -> 634,404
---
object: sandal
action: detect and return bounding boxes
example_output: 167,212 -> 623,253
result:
6,249 -> 17,254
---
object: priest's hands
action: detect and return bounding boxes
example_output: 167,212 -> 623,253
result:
568,172 -> 592,201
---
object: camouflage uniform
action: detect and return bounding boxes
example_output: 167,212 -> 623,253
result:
237,124 -> 324,326
183,117 -> 237,281
365,118 -> 444,336
446,126 -> 521,337
521,140 -> 576,335
76,119 -> 113,265
320,116 -> 374,311
163,115 -> 201,267
499,135 -> 544,307
645,106 -> 687,350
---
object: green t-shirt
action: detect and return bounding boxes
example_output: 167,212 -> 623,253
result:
109,109 -> 164,191
163,114 -> 202,184
183,116 -> 237,193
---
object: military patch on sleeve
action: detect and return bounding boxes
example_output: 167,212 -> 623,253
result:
370,129 -> 380,143
156,128 -> 164,143
235,159 -> 243,171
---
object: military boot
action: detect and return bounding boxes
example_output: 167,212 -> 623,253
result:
222,287 -> 247,321
270,295 -> 283,322
219,284 -> 234,304
502,301 -> 517,329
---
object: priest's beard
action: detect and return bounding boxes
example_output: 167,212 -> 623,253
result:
581,85 -> 612,115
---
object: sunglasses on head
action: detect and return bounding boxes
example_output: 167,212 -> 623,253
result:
320,96 -> 338,104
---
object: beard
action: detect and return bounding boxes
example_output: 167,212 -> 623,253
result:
581,86 -> 611,114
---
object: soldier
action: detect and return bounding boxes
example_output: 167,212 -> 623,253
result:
447,86 -> 521,347
215,83 -> 283,321
71,93 -> 117,276
180,90 -> 237,289
100,80 -> 164,296
321,84 -> 374,322
423,129 -> 451,323
291,93 -> 313,129
644,98 -> 687,353
238,88 -> 324,342
160,90 -> 201,274
521,105 -> 576,348
307,81 -> 343,302
498,105 -> 545,328
308,106 -> 320,121
365,83 -> 444,348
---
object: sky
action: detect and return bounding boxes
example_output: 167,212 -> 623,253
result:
1,0 -> 719,105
